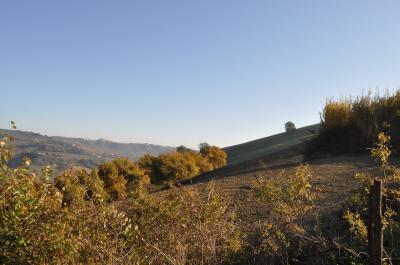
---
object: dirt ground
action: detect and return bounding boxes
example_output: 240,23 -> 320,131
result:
173,155 -> 380,233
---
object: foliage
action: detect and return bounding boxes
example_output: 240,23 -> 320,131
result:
137,154 -> 161,178
0,130 -> 238,264
0,133 -> 77,263
128,185 -> 242,265
138,145 -> 227,184
0,134 -> 136,264
55,168 -> 109,206
176,145 -> 192,153
307,90 -> 400,155
284,121 -> 296,132
252,165 -> 316,264
323,99 -> 353,128
331,132 -> 400,263
370,132 -> 391,167
98,158 -> 150,200
157,152 -> 201,183
199,142 -> 210,153
200,146 -> 227,170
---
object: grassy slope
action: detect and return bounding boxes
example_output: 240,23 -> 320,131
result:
224,124 -> 320,166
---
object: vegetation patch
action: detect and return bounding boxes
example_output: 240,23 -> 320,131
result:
307,90 -> 400,156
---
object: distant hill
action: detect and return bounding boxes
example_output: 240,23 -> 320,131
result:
0,129 -> 175,175
224,124 -> 320,166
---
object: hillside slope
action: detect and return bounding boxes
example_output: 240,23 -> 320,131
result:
224,124 -> 320,166
0,129 -> 174,174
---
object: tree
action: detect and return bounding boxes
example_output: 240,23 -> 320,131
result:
200,146 -> 227,170
285,121 -> 296,132
176,145 -> 191,153
199,142 -> 210,154
158,152 -> 200,182
137,154 -> 161,182
97,158 -> 149,200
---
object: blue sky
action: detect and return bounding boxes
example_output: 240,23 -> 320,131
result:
1,0 -> 400,148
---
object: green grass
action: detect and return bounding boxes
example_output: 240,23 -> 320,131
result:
224,124 -> 320,165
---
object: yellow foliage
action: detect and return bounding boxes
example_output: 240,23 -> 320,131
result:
323,99 -> 352,128
370,132 -> 391,166
128,185 -> 242,264
253,165 -> 316,261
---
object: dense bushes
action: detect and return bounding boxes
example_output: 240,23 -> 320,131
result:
157,152 -> 200,182
308,90 -> 400,155
251,165 -> 316,264
97,158 -> 149,200
138,145 -> 227,184
339,132 -> 400,263
5,123 -> 400,263
200,145 -> 228,170
128,186 -> 242,264
56,145 -> 228,204
0,134 -> 239,264
55,168 -> 109,206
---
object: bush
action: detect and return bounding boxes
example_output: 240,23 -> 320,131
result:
137,145 -> 227,184
0,134 -> 239,264
340,132 -> 400,262
98,158 -> 149,200
200,145 -> 227,170
158,151 -> 200,182
323,99 -> 352,128
308,90 -> 400,155
128,185 -> 242,264
251,165 -> 316,264
55,168 -> 108,206
0,136 -> 78,263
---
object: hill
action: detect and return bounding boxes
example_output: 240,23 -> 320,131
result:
0,129 -> 174,175
223,124 -> 320,166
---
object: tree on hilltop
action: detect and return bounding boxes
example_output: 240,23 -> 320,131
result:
285,121 -> 296,132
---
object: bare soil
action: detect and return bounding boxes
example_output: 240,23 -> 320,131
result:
173,155 -> 381,232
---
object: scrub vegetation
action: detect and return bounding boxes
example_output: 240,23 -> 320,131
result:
2,90 -> 400,264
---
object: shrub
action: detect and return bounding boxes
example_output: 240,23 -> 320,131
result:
55,168 -> 108,206
158,152 -> 200,182
98,158 -> 149,200
252,165 -> 316,264
0,135 -> 79,263
137,154 -> 160,178
0,126 -> 238,264
127,185 -> 242,264
200,145 -> 227,170
138,145 -> 227,184
98,161 -> 128,200
323,99 -> 352,128
308,90 -> 400,155
337,132 -> 400,263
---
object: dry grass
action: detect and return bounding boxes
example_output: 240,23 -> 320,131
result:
323,99 -> 352,128
163,155 -> 380,233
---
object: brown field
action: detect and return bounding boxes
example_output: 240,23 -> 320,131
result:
170,154 -> 381,233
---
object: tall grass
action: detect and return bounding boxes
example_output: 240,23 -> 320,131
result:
323,99 -> 352,128
308,90 -> 400,155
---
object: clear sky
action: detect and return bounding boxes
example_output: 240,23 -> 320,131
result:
1,0 -> 400,148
